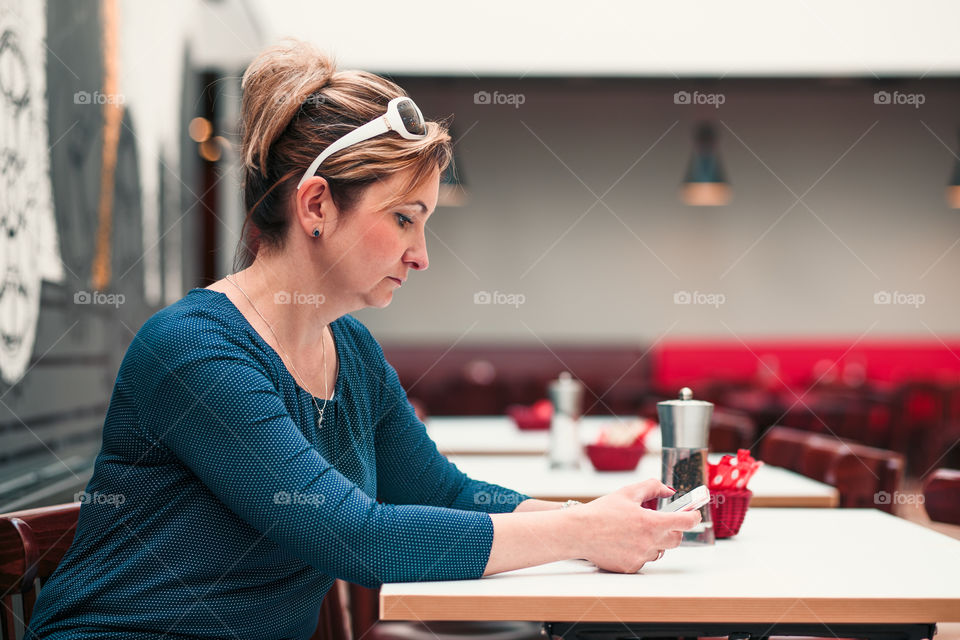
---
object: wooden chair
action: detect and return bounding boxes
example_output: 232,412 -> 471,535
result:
888,382 -> 948,473
838,442 -> 904,511
797,437 -> 846,484
0,502 -> 351,640
708,409 -> 757,453
757,426 -> 811,472
923,468 -> 960,525
314,580 -> 352,640
798,437 -> 904,513
759,427 -> 904,513
0,503 -> 81,640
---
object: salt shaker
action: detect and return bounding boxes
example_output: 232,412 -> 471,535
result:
547,372 -> 583,469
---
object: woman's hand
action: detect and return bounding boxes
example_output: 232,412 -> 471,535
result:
484,479 -> 701,577
569,479 -> 701,574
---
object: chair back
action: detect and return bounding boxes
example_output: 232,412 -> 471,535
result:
798,438 -> 848,485
708,409 -> 756,453
836,442 -> 904,511
758,426 -> 810,472
0,503 -> 352,640
348,583 -> 380,639
312,579 -> 352,640
797,436 -> 904,512
0,503 -> 80,640
923,468 -> 960,525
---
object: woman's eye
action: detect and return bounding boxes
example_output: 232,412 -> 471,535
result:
395,213 -> 413,228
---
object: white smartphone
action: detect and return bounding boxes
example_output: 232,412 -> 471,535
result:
660,485 -> 710,512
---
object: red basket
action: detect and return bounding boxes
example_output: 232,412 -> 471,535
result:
709,488 -> 753,538
585,443 -> 646,471
506,404 -> 551,430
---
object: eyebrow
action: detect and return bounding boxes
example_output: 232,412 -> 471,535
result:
398,201 -> 428,213
397,200 -> 432,219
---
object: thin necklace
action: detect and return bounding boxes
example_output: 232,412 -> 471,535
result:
225,273 -> 330,428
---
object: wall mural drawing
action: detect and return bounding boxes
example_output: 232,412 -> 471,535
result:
0,0 -> 65,385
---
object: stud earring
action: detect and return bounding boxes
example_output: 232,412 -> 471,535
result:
312,228 -> 320,238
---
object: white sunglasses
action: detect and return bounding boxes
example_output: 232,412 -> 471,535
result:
296,96 -> 427,190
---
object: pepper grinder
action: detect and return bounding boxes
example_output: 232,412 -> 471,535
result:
657,387 -> 715,545
547,372 -> 583,469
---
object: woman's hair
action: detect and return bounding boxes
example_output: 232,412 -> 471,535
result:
234,39 -> 452,270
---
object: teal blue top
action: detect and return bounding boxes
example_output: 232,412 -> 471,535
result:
27,289 -> 530,640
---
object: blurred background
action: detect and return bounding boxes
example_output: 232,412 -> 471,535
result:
2,0 -> 959,512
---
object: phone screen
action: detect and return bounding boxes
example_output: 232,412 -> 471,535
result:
660,486 -> 709,512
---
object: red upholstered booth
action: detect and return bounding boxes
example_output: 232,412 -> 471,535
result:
650,338 -> 960,392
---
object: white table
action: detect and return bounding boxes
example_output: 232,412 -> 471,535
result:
447,454 -> 839,507
427,416 -> 661,456
382,509 -> 960,636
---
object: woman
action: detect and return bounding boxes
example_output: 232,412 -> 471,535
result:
26,41 -> 699,640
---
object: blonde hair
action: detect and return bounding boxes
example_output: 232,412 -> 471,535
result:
234,39 -> 452,269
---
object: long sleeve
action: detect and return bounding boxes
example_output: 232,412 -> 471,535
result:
373,352 -> 532,513
131,319 -> 495,589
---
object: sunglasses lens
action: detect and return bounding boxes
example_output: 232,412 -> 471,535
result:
396,99 -> 426,136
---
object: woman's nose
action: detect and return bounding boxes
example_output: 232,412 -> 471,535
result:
404,233 -> 429,271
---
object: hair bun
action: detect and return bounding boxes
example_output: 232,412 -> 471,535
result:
240,38 -> 336,175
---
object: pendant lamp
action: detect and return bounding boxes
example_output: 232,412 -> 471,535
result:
681,122 -> 731,206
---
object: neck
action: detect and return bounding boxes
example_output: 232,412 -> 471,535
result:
231,252 -> 342,352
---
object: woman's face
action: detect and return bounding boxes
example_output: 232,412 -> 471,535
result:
320,166 -> 439,309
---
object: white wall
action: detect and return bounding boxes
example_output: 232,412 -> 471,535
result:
354,78 -> 960,344
119,0 -> 262,304
263,0 -> 960,76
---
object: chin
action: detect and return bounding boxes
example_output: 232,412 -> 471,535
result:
368,291 -> 394,309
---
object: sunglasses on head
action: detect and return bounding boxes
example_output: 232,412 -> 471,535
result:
297,96 -> 427,190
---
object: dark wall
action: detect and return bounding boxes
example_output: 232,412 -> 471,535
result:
0,0 -> 176,510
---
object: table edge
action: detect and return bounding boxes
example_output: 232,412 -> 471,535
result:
380,594 -> 958,623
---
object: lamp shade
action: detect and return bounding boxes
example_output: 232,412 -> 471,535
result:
948,129 -> 960,209
681,122 -> 731,206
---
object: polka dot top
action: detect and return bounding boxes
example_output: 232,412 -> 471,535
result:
26,288 -> 531,640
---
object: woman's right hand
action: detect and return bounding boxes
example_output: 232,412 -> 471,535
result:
570,479 -> 702,574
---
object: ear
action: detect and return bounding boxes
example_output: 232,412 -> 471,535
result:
293,177 -> 334,238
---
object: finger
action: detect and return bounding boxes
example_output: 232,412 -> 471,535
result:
660,509 -> 702,531
660,529 -> 684,549
625,479 -> 676,503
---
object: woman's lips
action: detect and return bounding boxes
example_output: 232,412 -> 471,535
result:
388,277 -> 403,286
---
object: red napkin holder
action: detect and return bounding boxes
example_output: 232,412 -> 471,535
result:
710,488 -> 753,538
